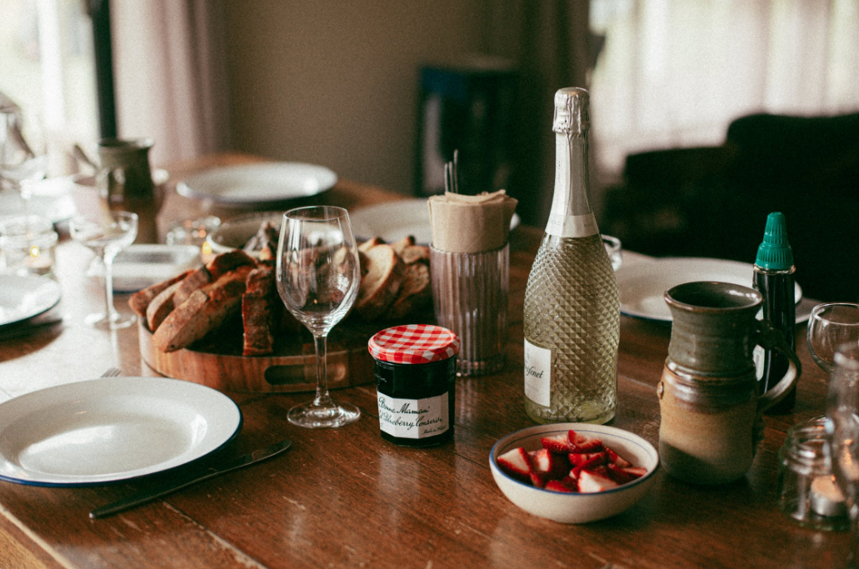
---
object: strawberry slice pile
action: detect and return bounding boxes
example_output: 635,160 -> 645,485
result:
496,429 -> 647,493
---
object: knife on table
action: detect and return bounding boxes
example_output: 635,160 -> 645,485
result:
90,438 -> 292,519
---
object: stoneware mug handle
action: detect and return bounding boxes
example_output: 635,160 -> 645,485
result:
754,319 -> 802,413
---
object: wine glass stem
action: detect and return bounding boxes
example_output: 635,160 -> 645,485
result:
103,253 -> 118,322
312,334 -> 333,408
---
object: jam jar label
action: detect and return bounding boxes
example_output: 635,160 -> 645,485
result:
377,393 -> 449,439
524,338 -> 551,406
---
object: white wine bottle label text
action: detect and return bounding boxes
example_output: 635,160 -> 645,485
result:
524,339 -> 552,406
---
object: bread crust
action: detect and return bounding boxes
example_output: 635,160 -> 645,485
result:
153,265 -> 254,352
355,244 -> 404,321
384,261 -> 431,319
242,266 -> 278,356
127,269 -> 192,317
145,280 -> 183,332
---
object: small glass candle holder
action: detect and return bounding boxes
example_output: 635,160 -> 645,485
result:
777,416 -> 849,531
0,216 -> 58,276
166,216 -> 221,247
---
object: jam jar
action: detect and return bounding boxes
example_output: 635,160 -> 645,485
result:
368,324 -> 460,447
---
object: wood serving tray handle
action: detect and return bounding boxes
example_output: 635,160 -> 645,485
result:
138,321 -> 376,393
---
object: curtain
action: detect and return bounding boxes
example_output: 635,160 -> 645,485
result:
110,0 -> 230,167
589,0 -> 859,180
500,0 -> 595,226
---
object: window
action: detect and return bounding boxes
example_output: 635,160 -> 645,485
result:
0,0 -> 99,176
589,0 -> 859,181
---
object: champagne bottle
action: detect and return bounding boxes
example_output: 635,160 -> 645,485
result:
523,87 -> 620,424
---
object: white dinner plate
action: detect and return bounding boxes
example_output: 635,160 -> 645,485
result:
0,274 -> 62,327
177,163 -> 337,205
616,257 -> 805,323
86,244 -> 202,292
350,198 -> 521,245
0,377 -> 242,486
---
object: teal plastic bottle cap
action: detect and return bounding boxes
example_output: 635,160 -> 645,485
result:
755,212 -> 793,270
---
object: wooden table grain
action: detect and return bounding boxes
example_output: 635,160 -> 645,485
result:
0,154 -> 849,568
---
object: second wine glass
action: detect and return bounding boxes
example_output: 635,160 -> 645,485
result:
276,206 -> 361,428
807,302 -> 859,373
70,211 -> 138,329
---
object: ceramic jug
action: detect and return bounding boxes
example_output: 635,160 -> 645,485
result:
657,281 -> 800,485
97,138 -> 160,243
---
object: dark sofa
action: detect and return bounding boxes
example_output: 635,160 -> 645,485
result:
600,112 -> 859,302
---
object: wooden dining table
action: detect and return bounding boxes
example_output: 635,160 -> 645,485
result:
0,153 -> 850,568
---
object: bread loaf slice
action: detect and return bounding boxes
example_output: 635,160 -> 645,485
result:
145,280 -> 183,332
358,237 -> 384,253
153,265 -> 254,352
242,266 -> 279,356
127,269 -> 192,317
390,235 -> 415,257
172,265 -> 213,307
355,244 -> 404,321
207,249 -> 256,279
172,250 -> 257,307
384,261 -> 431,320
400,244 -> 430,265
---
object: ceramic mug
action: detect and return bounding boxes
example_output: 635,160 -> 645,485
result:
657,281 -> 800,485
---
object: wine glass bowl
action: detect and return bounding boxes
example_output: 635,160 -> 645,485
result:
807,303 -> 859,373
276,206 -> 361,428
69,211 -> 138,329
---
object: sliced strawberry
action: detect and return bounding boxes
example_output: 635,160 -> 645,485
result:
540,434 -> 572,454
496,447 -> 532,482
545,479 -> 576,493
578,469 -> 619,493
568,430 -> 604,453
606,463 -> 635,484
570,454 -> 607,478
622,466 -> 647,479
530,471 -> 548,488
604,445 -> 632,468
568,451 -> 606,467
529,448 -> 570,480
561,474 -> 578,487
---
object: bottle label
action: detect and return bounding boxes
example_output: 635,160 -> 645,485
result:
524,339 -> 551,406
377,393 -> 449,439
545,212 -> 599,239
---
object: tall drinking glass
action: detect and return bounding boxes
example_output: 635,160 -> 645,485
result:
826,343 -> 859,567
70,211 -> 138,329
276,206 -> 361,428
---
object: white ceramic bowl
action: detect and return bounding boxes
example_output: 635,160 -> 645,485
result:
489,423 -> 660,524
206,211 -> 284,257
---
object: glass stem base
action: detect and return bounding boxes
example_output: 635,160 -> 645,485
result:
288,400 -> 360,429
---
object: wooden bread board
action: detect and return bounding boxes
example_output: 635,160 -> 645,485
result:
139,321 -> 376,393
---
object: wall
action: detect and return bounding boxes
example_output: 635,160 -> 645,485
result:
222,0 -> 506,196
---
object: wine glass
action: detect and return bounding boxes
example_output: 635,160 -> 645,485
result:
808,303 -> 859,373
276,206 -> 361,428
0,107 -> 48,222
825,343 -> 859,567
69,211 -> 138,329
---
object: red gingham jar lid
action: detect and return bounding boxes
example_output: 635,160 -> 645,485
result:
368,324 -> 460,364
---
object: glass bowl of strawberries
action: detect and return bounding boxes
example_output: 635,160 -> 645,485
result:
489,423 -> 660,523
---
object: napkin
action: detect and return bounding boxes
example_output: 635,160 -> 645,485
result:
428,190 -> 518,253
